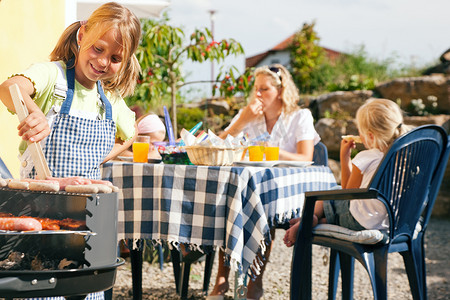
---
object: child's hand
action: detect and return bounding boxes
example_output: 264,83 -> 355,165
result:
17,110 -> 50,143
340,139 -> 356,162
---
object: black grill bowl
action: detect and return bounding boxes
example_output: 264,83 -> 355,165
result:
0,258 -> 124,298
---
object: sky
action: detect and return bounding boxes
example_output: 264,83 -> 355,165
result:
163,0 -> 450,98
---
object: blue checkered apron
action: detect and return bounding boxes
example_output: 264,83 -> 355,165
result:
27,65 -> 116,180
22,67 -> 115,300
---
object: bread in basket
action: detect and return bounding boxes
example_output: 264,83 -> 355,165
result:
184,146 -> 246,166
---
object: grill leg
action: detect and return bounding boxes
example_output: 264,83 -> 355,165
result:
130,248 -> 143,300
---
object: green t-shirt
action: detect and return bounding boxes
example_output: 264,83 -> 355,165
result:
12,61 -> 135,154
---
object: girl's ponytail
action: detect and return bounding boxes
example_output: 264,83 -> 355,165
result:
49,22 -> 81,67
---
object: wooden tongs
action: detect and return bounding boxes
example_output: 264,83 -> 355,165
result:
9,84 -> 51,180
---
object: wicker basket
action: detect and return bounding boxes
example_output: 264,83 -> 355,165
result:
184,146 -> 246,166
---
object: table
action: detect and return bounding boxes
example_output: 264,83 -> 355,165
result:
101,162 -> 337,277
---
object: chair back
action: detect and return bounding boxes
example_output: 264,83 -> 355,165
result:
0,157 -> 13,179
368,125 -> 448,241
420,138 -> 450,232
312,142 -> 328,166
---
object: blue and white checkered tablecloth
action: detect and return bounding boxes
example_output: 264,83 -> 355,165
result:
101,162 -> 337,275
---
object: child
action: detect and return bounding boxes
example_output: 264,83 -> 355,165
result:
0,2 -> 140,180
0,2 -> 141,299
117,113 -> 166,159
284,98 -> 412,247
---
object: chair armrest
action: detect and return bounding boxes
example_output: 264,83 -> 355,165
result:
304,188 -> 379,202
302,187 -> 394,241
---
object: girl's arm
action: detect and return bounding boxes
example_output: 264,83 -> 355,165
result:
0,76 -> 50,143
340,139 -> 356,189
102,123 -> 138,163
279,139 -> 314,161
345,164 -> 363,189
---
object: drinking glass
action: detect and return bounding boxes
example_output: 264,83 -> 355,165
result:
248,142 -> 265,161
264,141 -> 279,161
133,136 -> 150,163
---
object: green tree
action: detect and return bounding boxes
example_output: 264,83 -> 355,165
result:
127,17 -> 245,137
289,21 -> 325,94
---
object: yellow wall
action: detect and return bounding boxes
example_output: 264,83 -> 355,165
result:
0,0 -> 65,178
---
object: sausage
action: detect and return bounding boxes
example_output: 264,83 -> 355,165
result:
89,184 -> 113,193
46,176 -> 92,190
7,179 -> 29,190
0,217 -> 43,231
90,179 -> 113,187
65,184 -> 99,194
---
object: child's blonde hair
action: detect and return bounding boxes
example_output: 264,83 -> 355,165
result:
356,98 -> 411,152
251,64 -> 300,114
50,2 -> 141,97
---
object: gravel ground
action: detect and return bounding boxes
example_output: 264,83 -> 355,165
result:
112,218 -> 450,299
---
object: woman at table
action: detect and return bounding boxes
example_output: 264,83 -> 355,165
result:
210,64 -> 320,300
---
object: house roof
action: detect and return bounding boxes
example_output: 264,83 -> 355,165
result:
245,34 -> 342,68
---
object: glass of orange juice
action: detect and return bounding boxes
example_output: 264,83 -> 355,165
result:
133,136 -> 150,163
265,141 -> 279,161
248,142 -> 265,161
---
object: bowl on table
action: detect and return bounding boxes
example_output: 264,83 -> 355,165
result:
154,141 -> 191,165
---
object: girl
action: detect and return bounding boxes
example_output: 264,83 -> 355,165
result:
210,64 -> 320,300
0,2 -> 141,299
0,2 -> 140,180
284,98 -> 412,247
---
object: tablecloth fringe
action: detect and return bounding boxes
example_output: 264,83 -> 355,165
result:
269,208 -> 301,227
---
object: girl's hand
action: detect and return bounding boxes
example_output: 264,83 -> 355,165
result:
340,139 -> 355,162
17,110 -> 50,143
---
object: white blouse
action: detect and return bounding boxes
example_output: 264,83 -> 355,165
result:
227,108 -> 321,152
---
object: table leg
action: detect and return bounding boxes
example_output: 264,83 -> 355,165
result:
130,248 -> 143,300
234,271 -> 247,300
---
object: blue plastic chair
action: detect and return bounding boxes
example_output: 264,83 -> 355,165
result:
290,125 -> 450,300
0,157 -> 13,179
312,141 -> 328,166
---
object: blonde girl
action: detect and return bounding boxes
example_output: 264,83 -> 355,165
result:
0,2 -> 140,181
284,98 -> 412,247
0,2 -> 141,299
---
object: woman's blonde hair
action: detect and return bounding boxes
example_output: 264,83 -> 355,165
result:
356,98 -> 412,152
251,64 -> 300,114
50,2 -> 141,97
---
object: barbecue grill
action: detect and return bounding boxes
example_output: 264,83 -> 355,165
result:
0,187 -> 123,299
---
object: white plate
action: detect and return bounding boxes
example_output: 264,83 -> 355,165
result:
117,156 -> 133,162
116,156 -> 162,164
234,161 -> 313,168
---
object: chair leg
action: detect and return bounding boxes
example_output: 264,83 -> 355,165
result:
130,248 -> 143,300
290,241 -> 313,300
365,248 -> 388,300
327,249 -> 339,300
401,236 -> 425,300
339,252 -> 354,300
171,249 -> 181,294
203,250 -> 216,294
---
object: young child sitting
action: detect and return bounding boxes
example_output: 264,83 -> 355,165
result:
118,113 -> 166,159
284,98 -> 412,247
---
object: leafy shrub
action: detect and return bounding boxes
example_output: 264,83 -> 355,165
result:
175,107 -> 205,135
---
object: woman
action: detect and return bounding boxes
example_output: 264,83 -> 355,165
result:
210,64 -> 321,300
